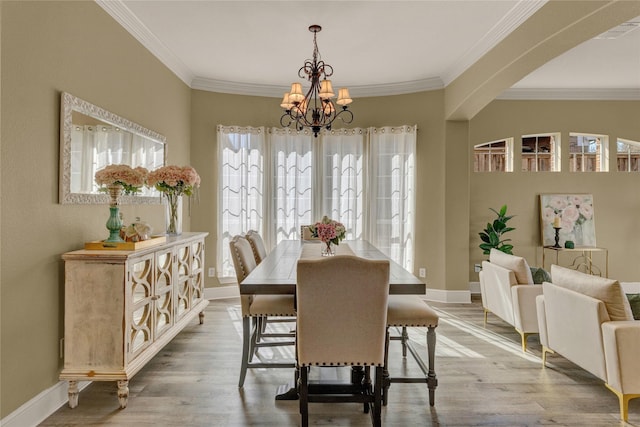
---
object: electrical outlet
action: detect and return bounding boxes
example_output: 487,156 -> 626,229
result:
208,267 -> 216,277
419,268 -> 426,278
474,264 -> 482,273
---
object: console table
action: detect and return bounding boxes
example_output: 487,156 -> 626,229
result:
60,232 -> 209,409
542,246 -> 608,277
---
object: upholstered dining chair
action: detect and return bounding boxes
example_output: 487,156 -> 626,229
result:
296,255 -> 390,427
384,295 -> 439,407
245,229 -> 268,264
229,235 -> 296,387
300,225 -> 319,241
245,230 -> 295,342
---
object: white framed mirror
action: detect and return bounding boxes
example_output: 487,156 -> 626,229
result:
59,92 -> 167,204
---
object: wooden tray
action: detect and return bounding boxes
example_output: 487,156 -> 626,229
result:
84,236 -> 167,251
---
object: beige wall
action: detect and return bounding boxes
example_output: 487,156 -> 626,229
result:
190,90 -> 450,290
1,1 -> 191,417
469,100 -> 640,282
3,0 -> 640,421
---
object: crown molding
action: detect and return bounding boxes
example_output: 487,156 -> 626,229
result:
191,76 -> 444,98
498,88 -> 640,100
441,0 -> 547,86
96,0 -> 194,86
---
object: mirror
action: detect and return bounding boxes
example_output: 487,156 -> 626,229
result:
59,92 -> 166,204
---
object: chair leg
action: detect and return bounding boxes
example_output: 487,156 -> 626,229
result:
426,326 -> 438,407
299,366 -> 309,427
484,308 -> 489,327
363,366 -> 371,414
382,329 -> 390,406
401,326 -> 408,357
239,317 -> 251,387
372,366 -> 383,427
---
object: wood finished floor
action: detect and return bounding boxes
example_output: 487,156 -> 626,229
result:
40,296 -> 640,427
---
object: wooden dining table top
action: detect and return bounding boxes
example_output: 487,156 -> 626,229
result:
240,240 -> 425,295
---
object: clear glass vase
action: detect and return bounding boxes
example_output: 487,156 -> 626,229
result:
321,241 -> 334,256
165,194 -> 183,236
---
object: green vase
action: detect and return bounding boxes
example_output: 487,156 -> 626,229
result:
104,184 -> 124,243
105,206 -> 124,243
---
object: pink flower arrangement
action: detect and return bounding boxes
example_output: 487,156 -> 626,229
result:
147,165 -> 200,196
95,164 -> 148,195
310,216 -> 346,245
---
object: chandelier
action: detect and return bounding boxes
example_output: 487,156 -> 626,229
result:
280,25 -> 353,137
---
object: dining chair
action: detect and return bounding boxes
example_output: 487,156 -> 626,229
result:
296,255 -> 390,427
245,230 -> 296,343
245,229 -> 268,264
383,295 -> 439,407
300,225 -> 319,241
229,235 -> 296,387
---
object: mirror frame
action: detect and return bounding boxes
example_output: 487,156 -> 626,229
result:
59,92 -> 167,204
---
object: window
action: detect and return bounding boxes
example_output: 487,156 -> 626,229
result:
217,126 -> 416,279
616,138 -> 640,172
521,133 -> 560,172
569,133 -> 608,172
473,138 -> 513,172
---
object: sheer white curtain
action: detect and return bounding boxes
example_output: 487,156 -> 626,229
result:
268,128 -> 315,246
216,125 -> 417,279
367,126 -> 417,271
217,125 -> 266,278
320,129 -> 366,240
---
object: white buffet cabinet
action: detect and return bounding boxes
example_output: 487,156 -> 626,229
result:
60,232 -> 209,408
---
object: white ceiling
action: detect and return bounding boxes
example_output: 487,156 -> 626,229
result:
99,0 -> 640,100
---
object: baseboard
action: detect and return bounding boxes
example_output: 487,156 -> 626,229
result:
621,282 -> 640,293
425,288 -> 471,303
469,281 -> 481,294
204,285 -> 239,300
1,380 -> 90,427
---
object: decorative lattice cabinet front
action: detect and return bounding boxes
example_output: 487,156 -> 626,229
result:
60,232 -> 209,409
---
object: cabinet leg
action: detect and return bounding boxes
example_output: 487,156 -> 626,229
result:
117,380 -> 129,409
199,310 -> 205,324
67,380 -> 79,408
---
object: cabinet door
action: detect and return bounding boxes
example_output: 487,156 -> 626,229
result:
190,239 -> 205,305
126,253 -> 154,362
174,243 -> 192,321
154,248 -> 174,339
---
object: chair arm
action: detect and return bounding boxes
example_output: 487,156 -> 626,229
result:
480,261 -> 518,325
511,284 -> 543,333
536,294 -> 548,348
602,321 -> 640,394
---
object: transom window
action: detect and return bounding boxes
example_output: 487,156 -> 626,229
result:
521,133 -> 560,172
616,138 -> 640,172
569,133 -> 608,172
473,138 -> 513,172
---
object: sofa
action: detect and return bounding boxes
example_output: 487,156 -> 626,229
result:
479,249 -> 543,351
536,265 -> 640,421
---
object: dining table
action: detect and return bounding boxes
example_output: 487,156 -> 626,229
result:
240,239 -> 426,296
240,239 -> 427,400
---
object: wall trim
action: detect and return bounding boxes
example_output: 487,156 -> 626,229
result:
1,380 -> 90,427
204,285 -> 239,300
425,288 -> 472,304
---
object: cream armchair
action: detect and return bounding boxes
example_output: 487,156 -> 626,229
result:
536,265 -> 640,421
479,249 -> 542,351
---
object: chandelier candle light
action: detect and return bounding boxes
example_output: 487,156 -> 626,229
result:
280,25 -> 353,137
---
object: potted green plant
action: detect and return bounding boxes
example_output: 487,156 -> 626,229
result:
479,205 -> 514,255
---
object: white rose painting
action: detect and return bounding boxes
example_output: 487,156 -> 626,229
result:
540,194 -> 596,247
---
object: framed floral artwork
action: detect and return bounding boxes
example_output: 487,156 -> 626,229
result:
539,194 -> 596,247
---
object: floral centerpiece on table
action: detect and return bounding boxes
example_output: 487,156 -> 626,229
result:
147,165 -> 200,235
94,164 -> 149,243
310,216 -> 346,255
